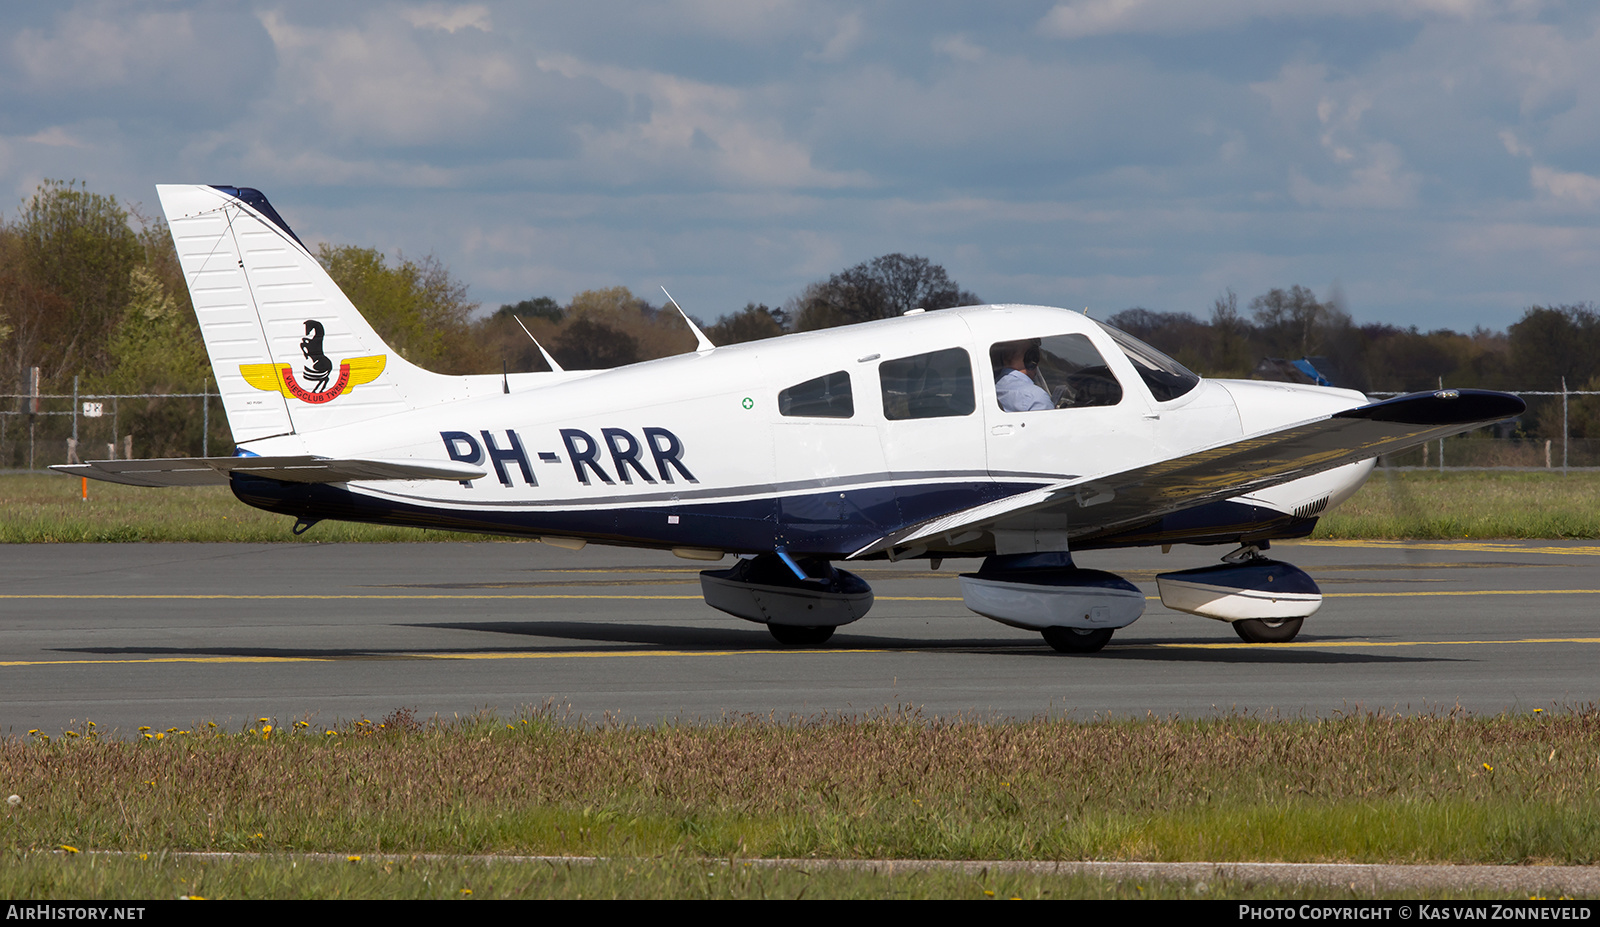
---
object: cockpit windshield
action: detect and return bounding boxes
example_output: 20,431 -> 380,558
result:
1094,321 -> 1200,402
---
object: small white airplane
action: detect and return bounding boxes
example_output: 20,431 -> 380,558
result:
57,185 -> 1525,652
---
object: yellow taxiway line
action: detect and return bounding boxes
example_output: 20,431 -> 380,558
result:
6,588 -> 1600,602
5,637 -> 1600,668
1297,540 -> 1600,557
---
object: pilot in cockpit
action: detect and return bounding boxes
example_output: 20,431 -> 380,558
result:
991,339 -> 1052,412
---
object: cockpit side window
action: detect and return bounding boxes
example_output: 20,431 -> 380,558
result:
1094,321 -> 1200,402
879,347 -> 975,420
779,371 -> 854,418
989,334 -> 1123,412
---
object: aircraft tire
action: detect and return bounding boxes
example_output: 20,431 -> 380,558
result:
768,624 -> 835,647
1232,616 -> 1304,643
1041,626 -> 1114,654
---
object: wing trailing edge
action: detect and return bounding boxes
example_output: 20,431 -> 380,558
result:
852,389 -> 1525,558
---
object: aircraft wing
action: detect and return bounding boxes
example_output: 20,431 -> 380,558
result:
52,456 -> 486,488
852,389 -> 1525,557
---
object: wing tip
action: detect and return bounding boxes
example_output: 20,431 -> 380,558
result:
1338,389 -> 1525,426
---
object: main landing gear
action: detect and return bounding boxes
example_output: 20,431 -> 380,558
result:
957,552 -> 1146,654
1154,543 -> 1323,643
699,554 -> 872,647
695,543 -> 1323,651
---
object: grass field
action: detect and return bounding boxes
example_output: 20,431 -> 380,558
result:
4,709 -> 1597,898
5,470 -> 1600,542
3,708 -> 1598,892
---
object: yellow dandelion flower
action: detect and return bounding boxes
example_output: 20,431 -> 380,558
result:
460,889 -> 472,895
60,845 -> 79,854
138,726 -> 150,732
347,855 -> 362,863
1483,763 -> 1494,772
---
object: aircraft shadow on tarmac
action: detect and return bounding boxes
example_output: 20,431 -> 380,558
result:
53,623 -> 1458,666
407,620 -> 1456,665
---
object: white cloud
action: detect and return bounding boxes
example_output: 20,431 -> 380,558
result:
401,4 -> 491,33
1038,0 -> 1508,39
24,127 -> 87,148
535,54 -> 867,189
933,34 -> 985,63
1289,142 -> 1421,209
672,0 -> 812,41
257,9 -> 520,147
10,9 -> 193,89
1530,164 -> 1600,207
1499,129 -> 1534,157
811,12 -> 863,62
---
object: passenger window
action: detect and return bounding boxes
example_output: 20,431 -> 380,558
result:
879,348 -> 975,420
989,334 -> 1123,412
779,371 -> 853,418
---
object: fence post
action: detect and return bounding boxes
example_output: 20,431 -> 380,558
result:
202,377 -> 209,458
1563,376 -> 1569,476
1437,376 -> 1444,472
72,375 -> 79,444
28,366 -> 39,470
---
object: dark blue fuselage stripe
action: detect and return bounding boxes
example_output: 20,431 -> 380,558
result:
231,475 -> 1315,557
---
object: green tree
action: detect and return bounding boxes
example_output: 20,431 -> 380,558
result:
793,254 -> 980,331
99,266 -> 207,392
553,317 -> 640,369
707,303 -> 786,345
497,296 -> 563,323
1249,285 -> 1349,359
317,245 -> 482,373
1508,304 -> 1600,391
9,179 -> 141,386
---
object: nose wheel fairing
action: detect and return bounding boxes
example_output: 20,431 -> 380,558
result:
1154,558 -> 1323,623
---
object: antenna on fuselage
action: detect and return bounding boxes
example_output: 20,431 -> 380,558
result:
512,315 -> 565,373
661,286 -> 716,353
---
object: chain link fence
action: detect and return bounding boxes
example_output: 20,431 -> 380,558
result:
2,380 -> 1597,472
1,376 -> 231,470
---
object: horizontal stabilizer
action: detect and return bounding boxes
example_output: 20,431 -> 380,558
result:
853,388 -> 1525,557
53,456 -> 486,488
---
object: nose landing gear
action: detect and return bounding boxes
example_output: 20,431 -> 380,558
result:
1155,543 -> 1322,643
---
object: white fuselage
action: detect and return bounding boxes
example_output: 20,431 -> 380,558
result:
233,305 -> 1373,557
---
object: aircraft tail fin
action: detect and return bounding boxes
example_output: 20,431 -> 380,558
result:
157,184 -> 453,444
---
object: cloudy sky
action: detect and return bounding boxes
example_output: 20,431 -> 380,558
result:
1,1 -> 1596,330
